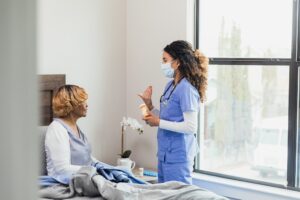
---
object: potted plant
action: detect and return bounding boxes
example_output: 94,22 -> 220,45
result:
120,117 -> 144,158
117,117 -> 143,171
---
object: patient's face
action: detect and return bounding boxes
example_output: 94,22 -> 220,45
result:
74,100 -> 88,117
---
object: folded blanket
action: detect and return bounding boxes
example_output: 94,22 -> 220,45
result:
39,176 -> 64,187
93,162 -> 146,184
40,166 -> 229,200
39,162 -> 146,187
40,167 -> 100,199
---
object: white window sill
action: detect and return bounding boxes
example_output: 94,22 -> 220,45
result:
192,172 -> 300,200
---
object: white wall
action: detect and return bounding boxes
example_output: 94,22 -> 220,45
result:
126,0 -> 194,170
0,0 -> 38,199
37,0 -> 126,165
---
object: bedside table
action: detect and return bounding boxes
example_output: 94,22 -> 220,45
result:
132,168 -> 157,184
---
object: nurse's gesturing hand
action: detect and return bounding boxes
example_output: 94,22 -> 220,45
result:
138,86 -> 154,111
143,111 -> 160,127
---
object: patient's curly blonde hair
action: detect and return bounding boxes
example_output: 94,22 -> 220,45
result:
52,85 -> 88,117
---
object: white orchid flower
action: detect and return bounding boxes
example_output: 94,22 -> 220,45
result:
120,117 -> 144,134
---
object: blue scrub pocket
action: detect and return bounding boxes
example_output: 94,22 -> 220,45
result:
157,151 -> 165,162
164,136 -> 187,163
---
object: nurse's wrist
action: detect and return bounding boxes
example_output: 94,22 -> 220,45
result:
158,119 -> 165,128
157,118 -> 160,126
148,104 -> 154,111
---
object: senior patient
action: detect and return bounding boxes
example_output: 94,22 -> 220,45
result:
45,84 -> 143,185
45,85 -> 97,184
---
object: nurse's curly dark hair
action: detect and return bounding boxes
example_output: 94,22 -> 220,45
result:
164,40 -> 209,103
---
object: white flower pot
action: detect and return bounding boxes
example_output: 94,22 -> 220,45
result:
117,158 -> 135,172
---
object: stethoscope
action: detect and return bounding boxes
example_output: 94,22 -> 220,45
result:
160,78 -> 183,107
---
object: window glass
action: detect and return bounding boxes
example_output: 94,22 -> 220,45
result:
197,65 -> 289,185
199,0 -> 293,58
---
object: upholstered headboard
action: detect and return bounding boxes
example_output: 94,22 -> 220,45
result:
39,74 -> 65,126
39,74 -> 65,175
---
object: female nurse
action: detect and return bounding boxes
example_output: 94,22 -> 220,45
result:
139,40 -> 209,184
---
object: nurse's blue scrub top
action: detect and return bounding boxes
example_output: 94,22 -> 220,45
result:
157,78 -> 200,163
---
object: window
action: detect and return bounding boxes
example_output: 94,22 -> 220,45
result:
195,0 -> 300,190
199,0 -> 292,58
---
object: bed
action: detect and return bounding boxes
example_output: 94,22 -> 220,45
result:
38,74 -> 228,200
39,74 -> 66,126
39,74 -> 65,176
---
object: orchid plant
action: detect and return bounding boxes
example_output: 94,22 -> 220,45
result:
120,117 -> 144,158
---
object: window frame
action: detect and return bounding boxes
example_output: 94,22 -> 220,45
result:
194,0 -> 300,190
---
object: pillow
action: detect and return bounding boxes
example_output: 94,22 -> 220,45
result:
38,126 -> 48,176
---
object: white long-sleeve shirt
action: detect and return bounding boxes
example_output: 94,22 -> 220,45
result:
151,108 -> 198,134
45,120 -> 97,183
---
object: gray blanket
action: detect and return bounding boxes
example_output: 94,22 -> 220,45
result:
39,167 -> 228,200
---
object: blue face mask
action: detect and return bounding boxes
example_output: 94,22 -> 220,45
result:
161,62 -> 174,78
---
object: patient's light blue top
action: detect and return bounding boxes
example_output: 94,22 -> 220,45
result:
157,78 -> 200,163
55,119 -> 93,166
45,119 -> 146,185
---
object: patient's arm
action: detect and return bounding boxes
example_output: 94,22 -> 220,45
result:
45,121 -> 81,178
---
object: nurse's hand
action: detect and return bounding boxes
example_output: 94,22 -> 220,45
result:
138,86 -> 154,111
143,111 -> 160,127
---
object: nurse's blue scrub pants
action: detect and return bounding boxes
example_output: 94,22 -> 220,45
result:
157,160 -> 193,184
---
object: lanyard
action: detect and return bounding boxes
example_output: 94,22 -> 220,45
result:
160,78 -> 183,104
